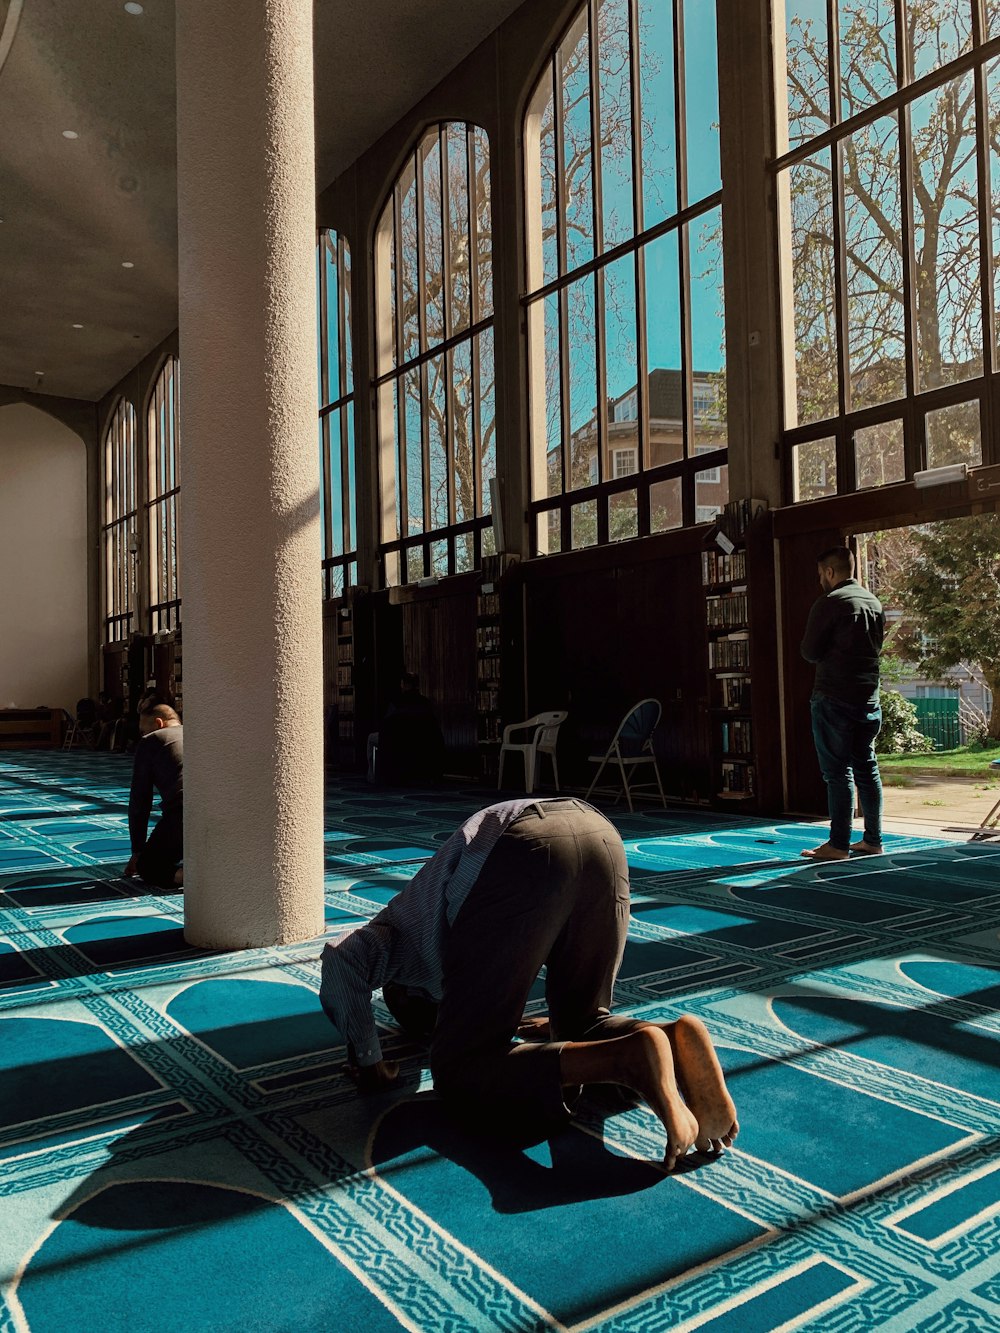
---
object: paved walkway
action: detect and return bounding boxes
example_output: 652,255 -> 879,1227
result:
881,772 -> 999,833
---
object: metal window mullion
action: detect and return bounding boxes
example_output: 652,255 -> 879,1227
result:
899,97 -> 922,473
829,0 -> 841,127
468,125 -> 480,328
441,127 -> 453,346
832,139 -> 856,491
628,0 -> 644,237
679,215 -> 693,491
595,268 -> 609,495
397,374 -> 409,541
472,332 -> 483,516
554,55 -> 568,279
416,147 -> 428,359
559,284 -> 572,534
635,244 -> 651,533
340,403 -> 352,552
319,236 -> 330,408
589,0 -> 605,258
393,187 -> 404,367
321,412 -> 334,566
673,0 -> 688,211
445,347 -> 456,528
420,360 -> 431,553
974,58 -> 995,379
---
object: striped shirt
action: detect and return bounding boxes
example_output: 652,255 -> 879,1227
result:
319,797 -> 592,1066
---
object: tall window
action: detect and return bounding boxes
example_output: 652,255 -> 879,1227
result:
102,398 -> 138,643
524,0 -> 729,554
318,229 -> 357,598
147,357 -> 181,632
375,123 -> 495,585
776,0 -> 1000,500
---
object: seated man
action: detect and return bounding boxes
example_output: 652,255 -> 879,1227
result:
368,670 -> 445,785
124,702 -> 184,890
320,797 -> 738,1171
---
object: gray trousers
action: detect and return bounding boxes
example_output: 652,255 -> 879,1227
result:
429,800 -> 633,1124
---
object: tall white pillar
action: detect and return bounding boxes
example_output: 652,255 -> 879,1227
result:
175,0 -> 324,948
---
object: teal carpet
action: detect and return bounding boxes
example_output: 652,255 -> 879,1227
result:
1,752 -> 999,1332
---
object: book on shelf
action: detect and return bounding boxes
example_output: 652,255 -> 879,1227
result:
720,760 -> 756,796
708,637 -> 751,671
701,548 -> 747,585
717,674 -> 751,710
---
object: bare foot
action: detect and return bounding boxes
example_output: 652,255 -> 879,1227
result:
801,841 -> 848,861
617,1027 -> 700,1171
664,1015 -> 739,1154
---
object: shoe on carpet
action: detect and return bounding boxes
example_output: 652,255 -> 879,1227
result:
851,839 -> 885,856
801,841 -> 849,861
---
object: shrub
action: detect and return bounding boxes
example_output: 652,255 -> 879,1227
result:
877,690 -> 934,755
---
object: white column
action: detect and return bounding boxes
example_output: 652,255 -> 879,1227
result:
176,0 -> 324,948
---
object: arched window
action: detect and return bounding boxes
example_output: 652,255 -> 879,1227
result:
524,0 -> 728,551
147,357 -> 181,632
375,122 -> 495,585
102,399 -> 138,643
317,229 -> 357,598
775,0 -> 999,499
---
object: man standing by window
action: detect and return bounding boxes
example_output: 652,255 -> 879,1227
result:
800,545 -> 886,861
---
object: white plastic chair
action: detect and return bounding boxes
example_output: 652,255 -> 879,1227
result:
497,710 -> 568,793
586,698 -> 667,812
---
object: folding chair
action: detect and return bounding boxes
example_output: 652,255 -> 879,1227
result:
586,698 -> 667,812
497,710 -> 568,793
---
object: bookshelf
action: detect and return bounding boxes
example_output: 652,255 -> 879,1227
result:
702,498 -> 779,808
333,602 -> 356,765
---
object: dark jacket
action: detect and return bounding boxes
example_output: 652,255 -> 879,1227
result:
128,725 -> 183,853
801,579 -> 885,707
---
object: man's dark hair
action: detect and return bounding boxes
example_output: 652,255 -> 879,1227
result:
400,670 -> 420,691
140,702 -> 180,723
816,545 -> 854,578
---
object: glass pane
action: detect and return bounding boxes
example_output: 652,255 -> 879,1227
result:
455,530 -> 475,574
649,475 -> 682,531
430,538 -> 449,577
991,0 -> 1000,38
561,8 -> 595,272
912,74 -> 982,391
329,410 -> 345,558
596,0 -> 635,251
482,522 -> 496,558
689,207 -> 727,450
609,488 -> 638,541
377,204 -> 397,374
783,0 -> 831,148
529,65 -> 559,290
404,367 -> 423,534
473,127 -> 493,319
683,0 -> 721,202
319,417 -> 330,563
427,355 -> 448,529
644,230 -> 683,469
793,436 -> 837,499
452,341 -> 474,526
608,247 -> 637,418
447,123 -> 471,337
906,0 -> 973,84
316,240 -> 324,406
839,0 -> 896,120
925,399 -> 982,468
407,546 -> 425,583
638,0 -> 677,227
400,168 -> 419,363
478,328 -> 496,515
566,275 -> 599,491
422,133 -> 445,349
844,114 -> 905,409
325,232 -> 341,403
786,151 -> 839,425
695,460 -> 728,520
571,498 -> 598,547
330,564 -> 345,599
855,419 -> 905,487
537,509 -> 561,555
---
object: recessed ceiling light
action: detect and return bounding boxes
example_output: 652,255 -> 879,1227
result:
121,261 -> 134,268
62,130 -> 78,140
124,2 -> 144,11
35,370 -> 44,376
72,323 -> 84,329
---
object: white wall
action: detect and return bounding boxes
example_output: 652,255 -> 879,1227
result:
0,403 -> 89,713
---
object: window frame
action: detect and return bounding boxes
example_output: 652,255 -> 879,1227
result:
101,398 -> 138,645
146,357 -> 181,635
318,227 -> 358,600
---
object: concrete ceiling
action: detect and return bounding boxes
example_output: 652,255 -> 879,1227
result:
0,0 -> 523,403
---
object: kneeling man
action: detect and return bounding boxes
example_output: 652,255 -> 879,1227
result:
124,702 -> 183,890
320,797 -> 738,1170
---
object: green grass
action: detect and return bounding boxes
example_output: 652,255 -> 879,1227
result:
878,740 -> 1000,779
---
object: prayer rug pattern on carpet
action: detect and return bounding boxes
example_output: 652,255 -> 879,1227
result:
1,752 -> 998,1333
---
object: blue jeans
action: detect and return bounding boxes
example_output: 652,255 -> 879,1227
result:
810,694 -> 883,851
